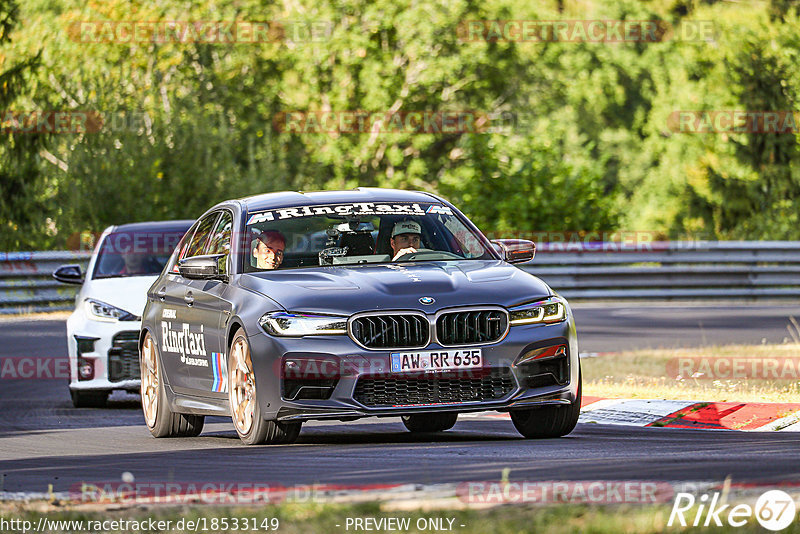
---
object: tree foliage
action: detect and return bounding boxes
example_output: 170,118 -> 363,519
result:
2,0 -> 800,249
0,0 -> 47,250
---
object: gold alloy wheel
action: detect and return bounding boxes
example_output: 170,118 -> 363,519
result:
141,334 -> 159,428
229,337 -> 256,436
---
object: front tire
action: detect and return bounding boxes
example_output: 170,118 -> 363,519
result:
140,332 -> 204,438
401,412 -> 458,433
510,369 -> 582,439
228,329 -> 301,445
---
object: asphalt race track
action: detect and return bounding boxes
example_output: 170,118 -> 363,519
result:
1,305 -> 799,494
573,304 -> 800,352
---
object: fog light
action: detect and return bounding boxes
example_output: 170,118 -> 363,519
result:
514,344 -> 567,367
281,357 -> 340,401
78,358 -> 95,380
282,357 -> 340,379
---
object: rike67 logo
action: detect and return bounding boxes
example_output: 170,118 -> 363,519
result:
669,490 -> 797,531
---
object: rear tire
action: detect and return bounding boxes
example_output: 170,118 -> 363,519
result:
228,328 -> 301,445
510,369 -> 581,439
70,389 -> 109,408
140,332 -> 204,438
401,412 -> 458,433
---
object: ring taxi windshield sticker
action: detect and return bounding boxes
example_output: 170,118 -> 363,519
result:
247,202 -> 452,225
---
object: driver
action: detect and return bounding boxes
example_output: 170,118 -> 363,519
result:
390,221 -> 422,261
252,230 -> 286,270
120,253 -> 158,275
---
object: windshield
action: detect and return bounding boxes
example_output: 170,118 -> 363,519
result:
244,202 -> 493,272
93,228 -> 186,279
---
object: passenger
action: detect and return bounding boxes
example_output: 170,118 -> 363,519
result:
390,221 -> 422,261
253,230 -> 286,270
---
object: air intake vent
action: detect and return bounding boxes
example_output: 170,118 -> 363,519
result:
353,369 -> 516,407
350,313 -> 429,349
436,309 -> 508,346
108,331 -> 140,382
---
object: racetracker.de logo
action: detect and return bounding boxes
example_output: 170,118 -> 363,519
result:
0,111 -> 104,134
99,230 -> 186,255
272,111 -> 494,134
70,482 -> 403,505
457,20 -> 715,42
275,356 -> 498,380
457,481 -> 675,505
667,357 -> 800,380
1,111 -> 153,135
68,21 -> 333,43
480,230 -> 711,253
668,111 -> 800,134
0,357 -> 70,380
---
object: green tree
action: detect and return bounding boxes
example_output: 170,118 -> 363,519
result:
0,0 -> 48,249
4,0 -> 800,249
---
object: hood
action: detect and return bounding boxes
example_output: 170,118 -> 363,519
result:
82,276 -> 159,317
238,260 -> 551,315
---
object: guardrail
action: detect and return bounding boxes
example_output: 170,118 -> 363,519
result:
520,241 -> 800,299
1,241 -> 799,314
0,251 -> 91,314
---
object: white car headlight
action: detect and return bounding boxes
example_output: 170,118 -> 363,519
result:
84,298 -> 138,322
259,312 -> 347,336
508,297 -> 567,326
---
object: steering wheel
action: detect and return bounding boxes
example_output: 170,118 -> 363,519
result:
394,249 -> 462,261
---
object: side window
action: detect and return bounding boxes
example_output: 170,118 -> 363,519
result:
207,211 -> 232,273
185,213 -> 219,258
441,215 -> 484,258
170,223 -> 198,273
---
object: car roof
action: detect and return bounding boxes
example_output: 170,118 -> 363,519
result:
109,220 -> 195,233
239,187 -> 441,213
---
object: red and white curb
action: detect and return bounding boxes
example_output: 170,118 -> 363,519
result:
463,397 -> 800,431
579,397 -> 800,431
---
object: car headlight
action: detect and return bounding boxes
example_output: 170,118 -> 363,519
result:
508,297 -> 567,326
259,312 -> 348,336
84,298 -> 139,322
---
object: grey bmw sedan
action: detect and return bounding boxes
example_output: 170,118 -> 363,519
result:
139,188 -> 580,445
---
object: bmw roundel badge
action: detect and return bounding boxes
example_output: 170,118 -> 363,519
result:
419,296 -> 435,305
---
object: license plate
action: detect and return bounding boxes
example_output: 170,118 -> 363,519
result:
390,349 -> 482,373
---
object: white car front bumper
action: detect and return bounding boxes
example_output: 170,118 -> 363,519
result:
66,309 -> 141,392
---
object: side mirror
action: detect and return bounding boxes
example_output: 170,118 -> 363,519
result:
178,254 -> 227,280
53,264 -> 84,285
491,239 -> 535,264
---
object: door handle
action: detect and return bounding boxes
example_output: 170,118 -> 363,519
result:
156,287 -> 166,301
184,291 -> 194,306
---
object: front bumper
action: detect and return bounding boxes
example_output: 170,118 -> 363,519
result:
66,310 -> 142,392
247,316 -> 579,422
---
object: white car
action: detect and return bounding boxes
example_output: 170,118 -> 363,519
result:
53,220 -> 192,407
